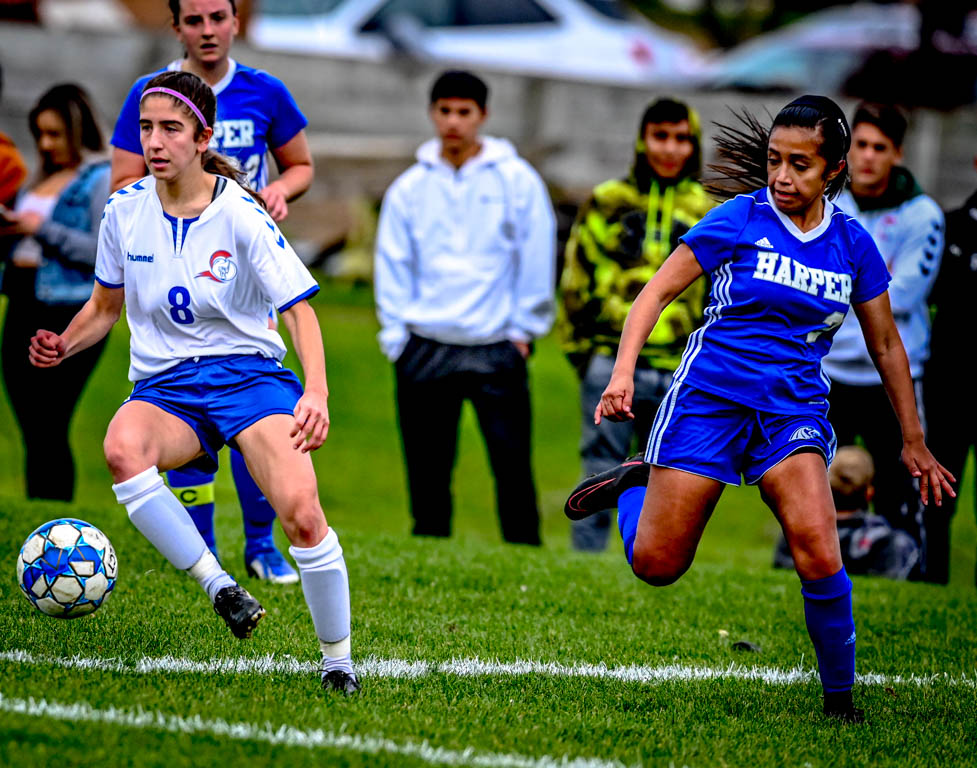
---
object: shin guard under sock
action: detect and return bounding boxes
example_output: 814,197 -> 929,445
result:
801,567 -> 856,694
114,467 -> 234,599
289,529 -> 353,674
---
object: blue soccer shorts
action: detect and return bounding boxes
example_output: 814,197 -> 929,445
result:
645,382 -> 836,485
126,354 -> 304,473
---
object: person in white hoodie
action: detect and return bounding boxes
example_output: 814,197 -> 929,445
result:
374,70 -> 556,545
822,102 -> 943,558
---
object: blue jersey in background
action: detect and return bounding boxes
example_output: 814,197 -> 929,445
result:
677,187 -> 890,414
111,59 -> 307,191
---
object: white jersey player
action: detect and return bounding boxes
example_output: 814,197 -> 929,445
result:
29,71 -> 360,695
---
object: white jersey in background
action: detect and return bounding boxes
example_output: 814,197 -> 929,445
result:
374,136 -> 556,361
95,176 -> 318,381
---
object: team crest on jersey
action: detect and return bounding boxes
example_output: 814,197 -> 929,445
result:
789,426 -> 821,441
196,250 -> 237,283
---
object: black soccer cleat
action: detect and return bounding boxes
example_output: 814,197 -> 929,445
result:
823,691 -> 865,724
213,584 -> 266,639
322,669 -> 361,696
564,455 -> 651,521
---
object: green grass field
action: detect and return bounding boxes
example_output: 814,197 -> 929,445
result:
1,284 -> 975,767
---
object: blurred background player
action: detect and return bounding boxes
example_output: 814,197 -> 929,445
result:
925,155 -> 977,586
559,97 -> 714,552
108,0 -> 314,582
566,95 -> 954,722
821,102 -> 943,569
0,83 -> 110,501
374,70 -> 555,545
773,445 -> 920,579
30,71 -> 358,694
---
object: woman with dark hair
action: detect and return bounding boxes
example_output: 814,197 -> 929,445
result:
564,95 -> 954,721
0,83 -> 110,501
30,71 -> 359,694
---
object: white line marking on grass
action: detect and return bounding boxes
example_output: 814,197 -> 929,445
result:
0,692 -> 634,768
1,649 -> 974,689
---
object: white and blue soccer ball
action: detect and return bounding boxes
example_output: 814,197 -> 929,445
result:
17,518 -> 117,618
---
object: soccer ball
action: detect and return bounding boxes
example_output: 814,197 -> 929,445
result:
17,518 -> 117,618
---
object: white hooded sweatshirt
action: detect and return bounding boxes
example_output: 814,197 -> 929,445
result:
374,136 -> 556,361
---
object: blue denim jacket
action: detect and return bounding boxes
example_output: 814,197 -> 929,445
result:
3,160 -> 110,306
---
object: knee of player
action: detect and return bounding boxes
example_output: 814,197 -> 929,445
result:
631,548 -> 684,587
103,432 -> 151,482
278,500 -> 327,547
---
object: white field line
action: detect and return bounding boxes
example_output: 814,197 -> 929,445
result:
0,692 -> 634,768
1,648 -> 975,688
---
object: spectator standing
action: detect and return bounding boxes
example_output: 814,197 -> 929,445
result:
559,98 -> 714,551
821,103 -> 943,552
773,445 -> 920,579
108,0 -> 314,583
375,70 -> 556,545
0,84 -> 109,501
924,161 -> 977,585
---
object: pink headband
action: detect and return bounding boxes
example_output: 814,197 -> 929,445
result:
140,87 -> 209,129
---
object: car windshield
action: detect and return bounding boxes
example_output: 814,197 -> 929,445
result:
579,0 -> 627,20
257,0 -> 345,15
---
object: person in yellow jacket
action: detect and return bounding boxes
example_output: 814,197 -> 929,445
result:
559,97 -> 715,551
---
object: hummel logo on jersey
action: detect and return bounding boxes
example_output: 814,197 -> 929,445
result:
755,237 -> 774,248
127,252 -> 154,263
789,426 -> 821,441
196,250 -> 238,283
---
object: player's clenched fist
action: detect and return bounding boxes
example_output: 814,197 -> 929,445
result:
29,330 -> 66,368
596,373 -> 636,424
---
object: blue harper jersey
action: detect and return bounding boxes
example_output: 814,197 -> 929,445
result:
676,187 -> 890,414
111,59 -> 307,191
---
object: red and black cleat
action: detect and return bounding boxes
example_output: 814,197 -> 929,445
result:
564,456 -> 651,521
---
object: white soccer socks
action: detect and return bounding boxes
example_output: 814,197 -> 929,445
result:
289,528 -> 353,674
112,466 -> 235,601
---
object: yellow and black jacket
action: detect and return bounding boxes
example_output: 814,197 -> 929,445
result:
558,102 -> 715,374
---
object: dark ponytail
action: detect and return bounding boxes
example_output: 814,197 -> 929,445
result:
141,71 -> 266,209
706,94 -> 851,201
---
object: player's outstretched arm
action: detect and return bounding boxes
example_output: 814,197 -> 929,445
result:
281,299 -> 329,453
854,292 -> 956,506
29,283 -> 124,368
598,244 -> 703,424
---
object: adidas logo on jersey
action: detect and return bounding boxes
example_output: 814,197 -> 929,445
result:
789,426 -> 821,441
755,237 -> 774,249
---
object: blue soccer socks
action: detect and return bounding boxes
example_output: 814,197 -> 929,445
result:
801,567 -> 856,694
167,466 -> 218,557
231,448 -> 276,546
617,486 -> 645,566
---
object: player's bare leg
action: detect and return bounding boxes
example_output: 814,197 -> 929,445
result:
104,400 -> 264,638
630,467 -> 724,586
760,451 -> 863,723
235,414 -> 359,694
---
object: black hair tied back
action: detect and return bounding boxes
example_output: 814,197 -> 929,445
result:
706,94 -> 851,201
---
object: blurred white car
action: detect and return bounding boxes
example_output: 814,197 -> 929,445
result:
248,0 -> 708,85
